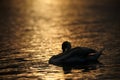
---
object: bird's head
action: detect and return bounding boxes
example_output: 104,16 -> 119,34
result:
62,41 -> 71,53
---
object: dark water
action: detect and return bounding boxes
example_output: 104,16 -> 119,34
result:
0,0 -> 120,80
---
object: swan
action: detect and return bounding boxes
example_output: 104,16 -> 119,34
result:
49,41 -> 104,66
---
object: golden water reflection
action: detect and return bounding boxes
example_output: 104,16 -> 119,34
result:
0,0 -> 119,80
27,0 -> 102,80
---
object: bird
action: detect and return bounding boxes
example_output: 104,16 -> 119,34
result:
49,41 -> 105,66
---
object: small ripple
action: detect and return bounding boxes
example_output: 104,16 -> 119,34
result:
0,70 -> 25,75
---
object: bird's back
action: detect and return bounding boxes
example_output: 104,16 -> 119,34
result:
68,47 -> 97,57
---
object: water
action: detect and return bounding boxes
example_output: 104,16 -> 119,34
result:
0,0 -> 120,80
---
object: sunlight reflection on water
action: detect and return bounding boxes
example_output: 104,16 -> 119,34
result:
0,0 -> 120,80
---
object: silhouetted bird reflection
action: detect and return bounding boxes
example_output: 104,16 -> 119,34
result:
62,60 -> 103,74
49,41 -> 104,74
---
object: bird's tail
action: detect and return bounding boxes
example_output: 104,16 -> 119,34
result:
94,48 -> 105,59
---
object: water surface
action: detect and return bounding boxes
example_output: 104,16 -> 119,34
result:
0,0 -> 120,80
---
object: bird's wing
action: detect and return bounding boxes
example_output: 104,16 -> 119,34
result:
80,47 -> 97,53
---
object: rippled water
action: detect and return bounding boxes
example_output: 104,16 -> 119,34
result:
0,0 -> 120,80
